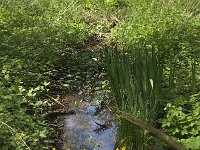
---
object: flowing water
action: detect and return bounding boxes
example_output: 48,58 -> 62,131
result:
62,95 -> 116,150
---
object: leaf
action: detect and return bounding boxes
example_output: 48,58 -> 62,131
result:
0,104 -> 5,111
149,79 -> 153,89
43,81 -> 50,86
4,74 -> 9,80
63,84 -> 69,87
39,130 -> 47,138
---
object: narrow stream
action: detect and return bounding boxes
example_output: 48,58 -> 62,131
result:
62,95 -> 116,150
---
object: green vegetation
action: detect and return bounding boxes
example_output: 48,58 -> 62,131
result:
0,0 -> 95,149
105,0 -> 199,149
162,94 -> 200,150
106,46 -> 161,149
0,0 -> 199,149
0,58 -> 50,149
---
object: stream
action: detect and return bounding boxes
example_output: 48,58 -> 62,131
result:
62,95 -> 117,150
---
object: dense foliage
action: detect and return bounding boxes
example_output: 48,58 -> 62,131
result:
0,0 -> 95,149
162,94 -> 200,150
0,57 -> 51,149
0,0 -> 199,149
104,0 -> 200,149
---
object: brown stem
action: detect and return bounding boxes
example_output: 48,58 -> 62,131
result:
119,112 -> 187,150
43,94 -> 65,107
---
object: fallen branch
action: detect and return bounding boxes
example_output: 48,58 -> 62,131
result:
119,112 -> 187,150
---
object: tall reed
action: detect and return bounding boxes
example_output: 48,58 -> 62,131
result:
105,44 -> 163,149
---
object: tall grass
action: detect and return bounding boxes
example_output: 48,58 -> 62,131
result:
105,45 -> 163,149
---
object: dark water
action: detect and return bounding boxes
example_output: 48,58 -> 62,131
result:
62,97 -> 116,150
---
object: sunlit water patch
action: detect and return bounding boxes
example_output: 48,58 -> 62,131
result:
63,97 -> 116,150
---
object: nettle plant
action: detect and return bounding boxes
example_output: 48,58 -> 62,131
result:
162,94 -> 200,150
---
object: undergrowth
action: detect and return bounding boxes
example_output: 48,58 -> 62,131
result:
0,0 -> 199,149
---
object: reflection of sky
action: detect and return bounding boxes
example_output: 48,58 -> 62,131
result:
63,102 -> 116,150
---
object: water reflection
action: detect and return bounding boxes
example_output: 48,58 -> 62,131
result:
63,99 -> 116,150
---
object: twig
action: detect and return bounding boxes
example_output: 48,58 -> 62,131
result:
44,94 -> 65,107
0,121 -> 31,150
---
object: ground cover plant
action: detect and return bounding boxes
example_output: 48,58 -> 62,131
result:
162,94 -> 200,150
0,0 -> 199,150
0,0 -> 96,149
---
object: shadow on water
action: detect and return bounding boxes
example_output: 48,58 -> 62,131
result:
62,95 -> 116,150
